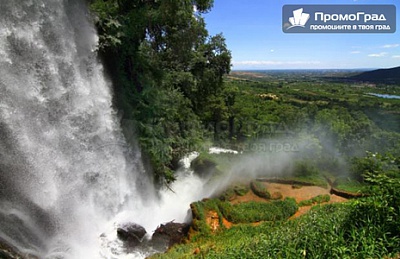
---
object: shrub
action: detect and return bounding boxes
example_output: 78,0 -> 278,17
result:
293,160 -> 319,177
218,198 -> 298,223
250,180 -> 271,199
234,184 -> 250,196
298,194 -> 330,207
334,177 -> 368,193
271,191 -> 283,200
219,184 -> 250,201
220,184 -> 250,201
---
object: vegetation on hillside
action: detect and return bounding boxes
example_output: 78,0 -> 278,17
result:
91,0 -> 400,185
89,2 -> 400,257
90,0 -> 231,183
152,153 -> 400,258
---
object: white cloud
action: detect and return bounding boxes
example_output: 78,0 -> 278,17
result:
232,60 -> 321,66
350,51 -> 361,54
382,44 -> 399,48
392,55 -> 400,59
368,52 -> 388,57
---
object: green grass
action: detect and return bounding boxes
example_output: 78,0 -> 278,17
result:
288,175 -> 328,188
334,177 -> 368,193
233,184 -> 250,196
190,199 -> 224,237
197,151 -> 238,173
191,198 -> 298,230
219,184 -> 250,201
218,198 -> 298,224
152,200 -> 400,259
265,175 -> 328,188
152,162 -> 400,259
250,180 -> 271,199
298,194 -> 331,207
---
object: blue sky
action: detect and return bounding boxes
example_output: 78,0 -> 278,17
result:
203,0 -> 400,70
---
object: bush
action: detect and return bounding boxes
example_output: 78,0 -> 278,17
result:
271,191 -> 283,200
218,198 -> 298,223
298,194 -> 330,207
334,177 -> 368,193
219,184 -> 250,201
234,184 -> 250,196
190,199 -> 223,237
293,160 -> 319,177
250,180 -> 271,199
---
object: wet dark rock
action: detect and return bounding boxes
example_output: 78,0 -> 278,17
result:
117,223 -> 147,246
152,221 -> 190,248
0,239 -> 24,259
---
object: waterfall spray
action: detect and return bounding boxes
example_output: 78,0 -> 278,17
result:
0,1 -> 215,258
0,0 -> 156,257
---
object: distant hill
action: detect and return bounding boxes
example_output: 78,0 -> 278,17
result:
352,66 -> 400,84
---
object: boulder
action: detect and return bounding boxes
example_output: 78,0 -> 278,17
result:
117,223 -> 147,246
191,157 -> 217,178
152,221 -> 190,248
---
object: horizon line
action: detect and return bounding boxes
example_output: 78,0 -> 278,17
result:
231,68 -> 377,71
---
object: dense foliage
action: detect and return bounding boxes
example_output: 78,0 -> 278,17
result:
91,0 -> 400,185
217,73 -> 400,184
90,0 -> 231,182
146,69 -> 400,257
88,5 -> 400,256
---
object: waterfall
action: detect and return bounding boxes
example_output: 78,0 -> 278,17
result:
0,0 -> 158,257
0,1 -> 217,257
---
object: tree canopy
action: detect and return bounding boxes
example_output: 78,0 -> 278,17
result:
90,0 -> 231,183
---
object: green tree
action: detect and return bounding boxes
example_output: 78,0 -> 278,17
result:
90,0 -> 232,182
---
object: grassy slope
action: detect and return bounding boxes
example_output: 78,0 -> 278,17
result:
152,200 -> 399,259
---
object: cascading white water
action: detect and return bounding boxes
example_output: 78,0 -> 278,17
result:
0,0 -> 159,258
0,1 -> 217,258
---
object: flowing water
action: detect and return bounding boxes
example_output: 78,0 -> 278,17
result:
367,93 -> 400,99
0,0 -> 211,258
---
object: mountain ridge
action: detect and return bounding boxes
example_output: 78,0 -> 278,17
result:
352,66 -> 400,84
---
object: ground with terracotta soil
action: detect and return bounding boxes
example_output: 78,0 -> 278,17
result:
263,182 -> 347,218
208,181 -> 348,230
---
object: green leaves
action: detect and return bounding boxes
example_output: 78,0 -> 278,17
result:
135,86 -> 204,181
90,0 -> 230,181
193,0 -> 214,13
